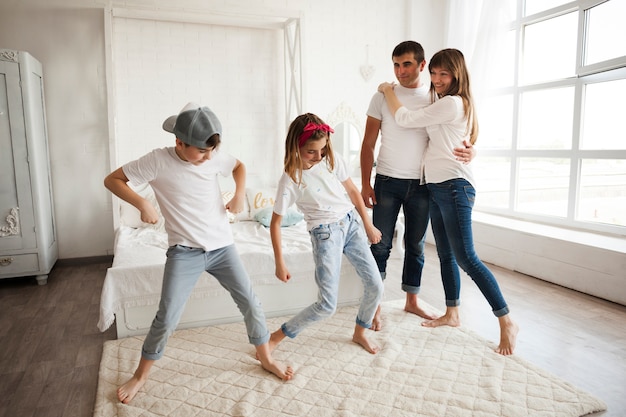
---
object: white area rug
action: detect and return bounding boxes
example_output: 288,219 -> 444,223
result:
94,300 -> 606,417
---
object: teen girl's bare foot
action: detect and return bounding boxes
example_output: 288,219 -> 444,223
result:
117,375 -> 147,404
495,315 -> 519,356
371,305 -> 382,331
421,307 -> 461,328
352,325 -> 380,354
405,294 -> 439,320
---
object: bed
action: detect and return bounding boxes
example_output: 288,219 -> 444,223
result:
97,186 -> 366,338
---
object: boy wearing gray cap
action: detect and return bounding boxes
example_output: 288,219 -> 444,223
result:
104,102 -> 294,404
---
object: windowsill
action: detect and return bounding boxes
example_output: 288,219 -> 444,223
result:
472,211 -> 626,254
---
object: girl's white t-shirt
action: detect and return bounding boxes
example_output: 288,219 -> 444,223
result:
273,155 -> 354,231
394,95 -> 476,188
123,147 -> 235,251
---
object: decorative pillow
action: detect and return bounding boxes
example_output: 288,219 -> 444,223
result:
254,206 -> 304,227
246,188 -> 277,218
221,190 -> 251,222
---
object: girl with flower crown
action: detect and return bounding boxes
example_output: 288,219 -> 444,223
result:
266,113 -> 384,355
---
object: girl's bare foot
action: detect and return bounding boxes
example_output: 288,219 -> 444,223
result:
495,316 -> 519,356
117,376 -> 146,404
421,307 -> 461,328
352,325 -> 380,354
371,305 -> 382,331
405,294 -> 438,320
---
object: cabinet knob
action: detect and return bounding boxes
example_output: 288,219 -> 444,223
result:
0,257 -> 14,266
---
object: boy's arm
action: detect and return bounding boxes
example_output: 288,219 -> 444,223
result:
270,212 -> 291,282
343,177 -> 382,245
225,159 -> 246,214
360,116 -> 381,208
104,167 -> 160,224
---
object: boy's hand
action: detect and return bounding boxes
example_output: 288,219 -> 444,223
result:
225,194 -> 245,214
138,199 -> 160,224
275,262 -> 291,283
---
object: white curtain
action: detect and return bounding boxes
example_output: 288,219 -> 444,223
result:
443,0 -> 514,107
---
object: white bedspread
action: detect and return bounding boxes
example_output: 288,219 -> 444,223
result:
97,222 -> 320,332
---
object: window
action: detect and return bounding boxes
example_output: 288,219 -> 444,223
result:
474,0 -> 626,234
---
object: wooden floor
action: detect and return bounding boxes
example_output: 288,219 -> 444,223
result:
0,244 -> 624,417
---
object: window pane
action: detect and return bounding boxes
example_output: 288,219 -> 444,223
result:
492,30 -> 517,88
517,158 -> 570,217
581,78 -> 626,150
522,12 -> 577,84
474,157 -> 511,208
525,0 -> 569,16
519,87 -> 574,149
585,0 -> 626,65
578,159 -> 626,226
479,95 -> 513,149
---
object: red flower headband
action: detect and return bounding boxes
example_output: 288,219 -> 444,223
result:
298,122 -> 334,147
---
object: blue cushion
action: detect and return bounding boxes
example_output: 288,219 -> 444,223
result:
254,206 -> 304,227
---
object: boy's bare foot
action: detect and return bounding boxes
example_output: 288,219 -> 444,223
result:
371,305 -> 382,331
421,307 -> 461,328
255,341 -> 294,381
405,294 -> 438,320
117,375 -> 146,404
353,325 -> 380,354
260,359 -> 294,381
495,316 -> 519,356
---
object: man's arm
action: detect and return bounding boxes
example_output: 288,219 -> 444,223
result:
360,116 -> 382,208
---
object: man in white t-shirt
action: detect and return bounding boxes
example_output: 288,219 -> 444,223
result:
104,102 -> 293,405
360,41 -> 473,329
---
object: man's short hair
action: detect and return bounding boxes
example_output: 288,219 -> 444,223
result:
392,41 -> 425,63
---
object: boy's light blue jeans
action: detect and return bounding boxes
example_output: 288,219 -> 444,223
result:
281,211 -> 384,338
371,174 -> 430,294
427,178 -> 509,317
141,244 -> 270,361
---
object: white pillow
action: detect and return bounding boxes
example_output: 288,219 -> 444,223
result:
246,188 -> 277,218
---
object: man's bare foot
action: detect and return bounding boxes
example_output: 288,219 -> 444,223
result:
352,325 -> 380,354
117,376 -> 146,404
421,307 -> 461,328
371,305 -> 382,331
405,294 -> 438,320
495,316 -> 519,356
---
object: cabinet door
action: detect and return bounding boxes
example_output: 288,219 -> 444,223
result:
0,60 -> 36,251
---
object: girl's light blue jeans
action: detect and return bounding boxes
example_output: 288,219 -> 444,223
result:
142,244 -> 270,361
427,178 -> 509,317
281,211 -> 384,338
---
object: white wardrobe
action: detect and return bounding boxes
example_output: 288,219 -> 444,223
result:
0,49 -> 57,285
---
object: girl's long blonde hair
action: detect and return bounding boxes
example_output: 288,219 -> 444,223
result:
429,48 -> 479,144
284,113 -> 336,185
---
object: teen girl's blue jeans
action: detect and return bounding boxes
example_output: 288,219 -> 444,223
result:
427,178 -> 509,317
371,174 -> 430,294
141,244 -> 270,361
280,211 -> 384,338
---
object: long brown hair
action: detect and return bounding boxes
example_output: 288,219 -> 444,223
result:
284,113 -> 336,185
429,48 -> 479,144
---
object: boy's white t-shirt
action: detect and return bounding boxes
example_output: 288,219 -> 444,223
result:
366,84 -> 431,179
122,147 -> 235,251
273,155 -> 354,231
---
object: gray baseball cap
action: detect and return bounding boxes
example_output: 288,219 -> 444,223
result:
162,102 -> 222,148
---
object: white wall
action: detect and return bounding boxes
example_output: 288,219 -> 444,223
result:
0,0 -> 446,259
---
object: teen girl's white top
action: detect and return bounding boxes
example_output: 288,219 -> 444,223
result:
122,147 -> 235,251
394,95 -> 476,188
273,155 -> 354,231
367,84 -> 430,179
